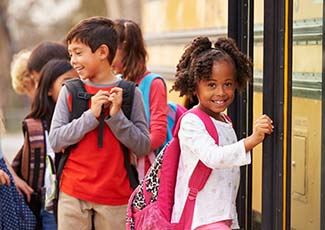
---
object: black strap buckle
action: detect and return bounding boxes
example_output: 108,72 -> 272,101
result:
77,92 -> 93,100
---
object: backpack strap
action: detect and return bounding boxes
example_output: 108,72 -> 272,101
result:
57,78 -> 138,193
138,73 -> 166,124
64,78 -> 93,120
138,73 -> 175,155
22,118 -> 47,193
64,78 -> 103,146
118,80 -> 135,119
116,80 -> 139,189
65,79 -> 105,145
178,107 -> 220,229
65,78 -> 136,147
22,118 -> 47,220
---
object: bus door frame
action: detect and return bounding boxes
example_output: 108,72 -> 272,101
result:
227,0 -> 254,229
262,0 -> 293,229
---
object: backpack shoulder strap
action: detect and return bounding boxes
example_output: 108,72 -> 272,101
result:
138,73 -> 166,123
118,79 -> 139,189
178,107 -> 219,228
58,79 -> 138,192
223,113 -> 232,123
56,78 -> 91,205
187,108 -> 218,189
64,78 -> 92,120
22,118 -> 47,194
118,79 -> 136,119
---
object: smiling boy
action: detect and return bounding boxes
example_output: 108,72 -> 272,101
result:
49,16 -> 150,230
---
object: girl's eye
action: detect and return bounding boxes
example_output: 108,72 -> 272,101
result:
207,82 -> 216,88
225,82 -> 233,87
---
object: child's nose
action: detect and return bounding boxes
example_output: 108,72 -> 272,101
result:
215,85 -> 225,95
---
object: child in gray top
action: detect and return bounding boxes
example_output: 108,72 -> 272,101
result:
49,16 -> 150,230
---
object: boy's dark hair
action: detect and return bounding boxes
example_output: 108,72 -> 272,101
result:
27,41 -> 69,73
27,59 -> 74,129
172,36 -> 253,101
115,19 -> 147,82
66,16 -> 118,64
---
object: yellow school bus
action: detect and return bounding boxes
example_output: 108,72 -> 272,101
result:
141,0 -> 324,229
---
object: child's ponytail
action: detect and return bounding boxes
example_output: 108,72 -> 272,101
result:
115,19 -> 147,82
172,36 -> 253,100
172,37 -> 212,98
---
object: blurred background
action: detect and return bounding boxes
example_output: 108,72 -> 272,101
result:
0,0 -> 226,158
0,0 -> 141,133
0,0 -> 143,159
0,1 -> 324,229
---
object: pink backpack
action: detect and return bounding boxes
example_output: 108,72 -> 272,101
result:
126,107 -> 220,230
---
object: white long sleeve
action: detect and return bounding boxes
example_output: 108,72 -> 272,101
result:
171,113 -> 251,229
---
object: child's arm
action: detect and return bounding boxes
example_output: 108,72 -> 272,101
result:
244,114 -> 273,152
179,113 -> 253,169
106,87 -> 151,156
0,156 -> 33,201
148,78 -> 168,151
49,86 -> 100,152
4,156 -> 33,201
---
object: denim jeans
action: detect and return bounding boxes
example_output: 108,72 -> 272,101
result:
41,206 -> 57,230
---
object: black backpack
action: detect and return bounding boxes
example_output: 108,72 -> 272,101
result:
56,78 -> 139,197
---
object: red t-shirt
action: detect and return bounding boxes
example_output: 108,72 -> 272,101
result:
60,83 -> 132,205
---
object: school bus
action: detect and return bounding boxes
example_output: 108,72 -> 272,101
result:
141,0 -> 324,229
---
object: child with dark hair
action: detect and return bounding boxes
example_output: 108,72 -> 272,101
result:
170,36 -> 273,229
27,41 -> 70,83
15,59 -> 77,229
28,59 -> 77,128
112,19 -> 168,180
49,16 -> 150,230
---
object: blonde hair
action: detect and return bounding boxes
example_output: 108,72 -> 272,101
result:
10,49 -> 34,95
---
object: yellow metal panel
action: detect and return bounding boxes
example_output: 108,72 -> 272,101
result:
293,0 -> 322,20
290,98 -> 321,229
292,135 -> 307,195
252,92 -> 263,213
253,45 -> 264,70
143,0 -> 228,33
293,45 -> 322,73
147,45 -> 185,67
254,0 -> 264,24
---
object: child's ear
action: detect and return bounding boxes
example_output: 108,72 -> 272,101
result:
98,44 -> 109,60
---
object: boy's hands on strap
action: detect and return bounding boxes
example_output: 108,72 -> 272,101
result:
89,87 -> 123,118
90,90 -> 111,118
107,87 -> 123,117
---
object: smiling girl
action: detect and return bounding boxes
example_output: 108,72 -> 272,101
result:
170,36 -> 273,230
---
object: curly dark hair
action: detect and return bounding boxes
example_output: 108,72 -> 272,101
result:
171,36 -> 252,101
